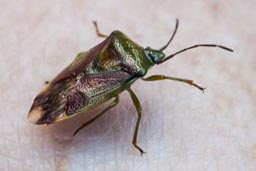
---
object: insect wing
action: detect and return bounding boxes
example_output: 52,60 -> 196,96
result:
52,34 -> 114,84
58,70 -> 131,122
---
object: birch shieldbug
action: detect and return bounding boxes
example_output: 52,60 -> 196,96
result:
28,19 -> 233,154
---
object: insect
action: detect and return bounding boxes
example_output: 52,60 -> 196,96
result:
28,19 -> 233,155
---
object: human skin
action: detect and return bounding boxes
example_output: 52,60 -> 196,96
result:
0,0 -> 255,171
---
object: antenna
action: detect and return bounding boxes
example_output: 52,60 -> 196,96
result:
159,44 -> 233,64
159,19 -> 179,52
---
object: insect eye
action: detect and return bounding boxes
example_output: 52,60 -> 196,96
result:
145,49 -> 155,61
148,52 -> 154,58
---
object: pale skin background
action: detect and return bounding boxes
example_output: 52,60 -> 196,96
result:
1,0 -> 256,171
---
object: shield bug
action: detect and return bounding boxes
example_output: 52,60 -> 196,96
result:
28,19 -> 233,155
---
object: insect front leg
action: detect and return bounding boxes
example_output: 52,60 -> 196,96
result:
73,96 -> 119,136
142,75 -> 206,92
127,88 -> 145,155
92,21 -> 108,38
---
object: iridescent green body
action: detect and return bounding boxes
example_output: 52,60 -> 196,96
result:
29,31 -> 160,125
28,20 -> 233,154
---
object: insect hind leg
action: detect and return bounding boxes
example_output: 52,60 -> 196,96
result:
92,21 -> 108,38
127,88 -> 146,155
73,96 -> 119,136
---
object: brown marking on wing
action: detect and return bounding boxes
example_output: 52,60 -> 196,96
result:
51,34 -> 114,84
65,91 -> 89,115
77,71 -> 131,94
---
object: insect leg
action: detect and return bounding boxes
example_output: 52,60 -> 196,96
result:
92,21 -> 108,38
73,96 -> 119,136
142,75 -> 206,93
127,88 -> 145,155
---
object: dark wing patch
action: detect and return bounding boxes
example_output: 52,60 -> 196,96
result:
76,71 -> 131,109
51,34 -> 114,84
65,91 -> 89,115
61,71 -> 131,117
78,71 -> 131,95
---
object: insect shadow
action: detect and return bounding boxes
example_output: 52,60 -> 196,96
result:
42,92 -> 151,154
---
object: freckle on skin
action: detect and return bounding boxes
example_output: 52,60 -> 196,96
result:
212,3 -> 220,13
